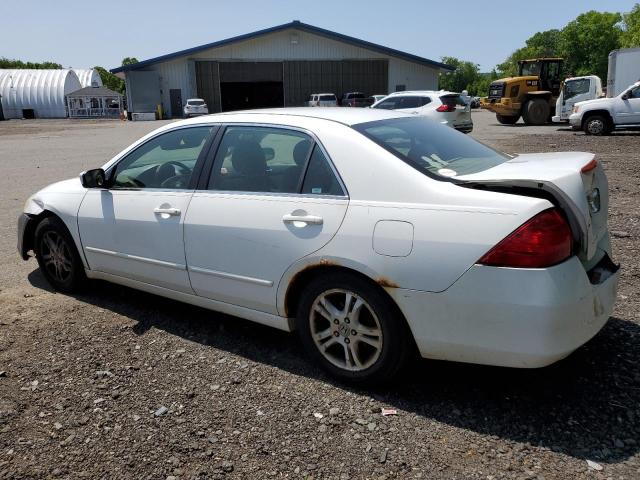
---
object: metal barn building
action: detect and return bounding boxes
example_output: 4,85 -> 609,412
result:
111,21 -> 453,118
0,69 -> 82,119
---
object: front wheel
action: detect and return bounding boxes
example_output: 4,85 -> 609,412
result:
583,115 -> 612,135
296,273 -> 411,385
34,216 -> 87,293
496,114 -> 520,125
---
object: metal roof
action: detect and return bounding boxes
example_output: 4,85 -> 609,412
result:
67,85 -> 122,97
110,21 -> 453,73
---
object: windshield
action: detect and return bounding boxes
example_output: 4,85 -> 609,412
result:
564,79 -> 590,100
353,117 -> 510,179
519,62 -> 541,76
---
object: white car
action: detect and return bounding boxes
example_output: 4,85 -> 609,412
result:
18,108 -> 619,384
569,81 -> 640,134
372,90 -> 473,133
183,98 -> 209,118
307,93 -> 338,107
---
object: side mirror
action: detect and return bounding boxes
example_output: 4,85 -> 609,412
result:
622,92 -> 630,100
80,168 -> 107,188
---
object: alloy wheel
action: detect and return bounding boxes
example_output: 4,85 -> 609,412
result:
309,289 -> 383,371
40,231 -> 73,283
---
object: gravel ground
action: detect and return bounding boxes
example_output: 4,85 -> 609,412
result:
0,111 -> 639,479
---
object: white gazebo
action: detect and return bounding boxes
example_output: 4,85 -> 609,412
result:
67,85 -> 123,118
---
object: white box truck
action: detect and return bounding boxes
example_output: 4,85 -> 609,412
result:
607,48 -> 640,97
552,75 -> 602,122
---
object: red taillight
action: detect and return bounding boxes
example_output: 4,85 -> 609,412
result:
581,159 -> 598,173
436,104 -> 456,112
478,208 -> 572,268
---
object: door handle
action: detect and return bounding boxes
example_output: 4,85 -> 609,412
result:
154,207 -> 181,216
282,213 -> 323,225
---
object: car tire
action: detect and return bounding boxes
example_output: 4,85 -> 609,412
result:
296,272 -> 412,385
34,216 -> 87,293
522,99 -> 550,125
496,114 -> 520,125
583,115 -> 612,135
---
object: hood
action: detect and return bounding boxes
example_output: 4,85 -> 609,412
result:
574,97 -> 611,109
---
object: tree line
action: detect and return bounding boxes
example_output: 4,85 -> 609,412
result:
439,3 -> 640,95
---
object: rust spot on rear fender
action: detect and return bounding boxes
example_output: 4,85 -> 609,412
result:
285,259 -> 341,317
377,277 -> 399,288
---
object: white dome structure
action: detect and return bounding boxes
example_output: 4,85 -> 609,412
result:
0,69 -> 82,118
73,69 -> 103,88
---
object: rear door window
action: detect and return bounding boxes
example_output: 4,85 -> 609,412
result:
208,126 -> 313,194
301,146 -> 345,196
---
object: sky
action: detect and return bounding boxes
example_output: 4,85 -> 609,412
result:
3,0 -> 636,72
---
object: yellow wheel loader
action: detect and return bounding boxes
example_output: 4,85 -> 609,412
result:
480,58 -> 563,125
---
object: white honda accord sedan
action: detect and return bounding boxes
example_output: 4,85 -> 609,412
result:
18,108 -> 619,384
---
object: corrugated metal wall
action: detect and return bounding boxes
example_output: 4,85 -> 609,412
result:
195,61 -> 221,113
283,60 -> 388,107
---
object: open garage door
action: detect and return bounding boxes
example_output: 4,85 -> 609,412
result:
219,62 -> 283,112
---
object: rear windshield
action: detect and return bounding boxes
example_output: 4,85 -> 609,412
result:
188,100 -> 205,106
353,117 -> 509,179
346,93 -> 365,99
319,95 -> 336,101
440,95 -> 466,107
373,96 -> 430,110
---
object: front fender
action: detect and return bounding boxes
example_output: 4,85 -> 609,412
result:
20,180 -> 88,268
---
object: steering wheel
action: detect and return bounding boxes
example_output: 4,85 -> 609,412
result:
161,174 -> 191,189
155,161 -> 191,187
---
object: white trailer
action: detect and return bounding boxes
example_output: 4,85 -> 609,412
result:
607,48 -> 640,98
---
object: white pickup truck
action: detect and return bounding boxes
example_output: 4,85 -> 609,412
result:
569,81 -> 640,135
552,75 -> 602,123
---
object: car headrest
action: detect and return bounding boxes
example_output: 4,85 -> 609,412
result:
231,140 -> 266,175
293,139 -> 312,166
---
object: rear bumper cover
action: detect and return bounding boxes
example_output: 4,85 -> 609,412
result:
389,255 -> 619,368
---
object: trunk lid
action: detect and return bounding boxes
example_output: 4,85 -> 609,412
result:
456,152 -> 609,265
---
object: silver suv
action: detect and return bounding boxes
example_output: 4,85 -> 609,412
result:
372,91 -> 473,133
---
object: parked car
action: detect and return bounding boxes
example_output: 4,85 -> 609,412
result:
371,90 -> 473,133
569,81 -> 640,134
18,108 -> 618,384
341,92 -> 369,107
307,93 -> 338,107
183,98 -> 208,118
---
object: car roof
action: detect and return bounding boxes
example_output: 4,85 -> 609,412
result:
313,93 -> 336,96
186,98 -> 205,101
175,107 -> 410,127
386,90 -> 458,97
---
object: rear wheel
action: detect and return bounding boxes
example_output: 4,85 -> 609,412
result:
296,272 -> 411,385
496,114 -> 520,125
34,216 -> 86,293
522,99 -> 550,125
583,115 -> 612,135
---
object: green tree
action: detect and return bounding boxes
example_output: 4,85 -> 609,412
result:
121,57 -> 139,66
496,29 -> 562,76
621,3 -> 640,47
94,66 -> 125,94
560,10 -> 622,80
438,57 -> 482,94
0,58 -> 63,69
